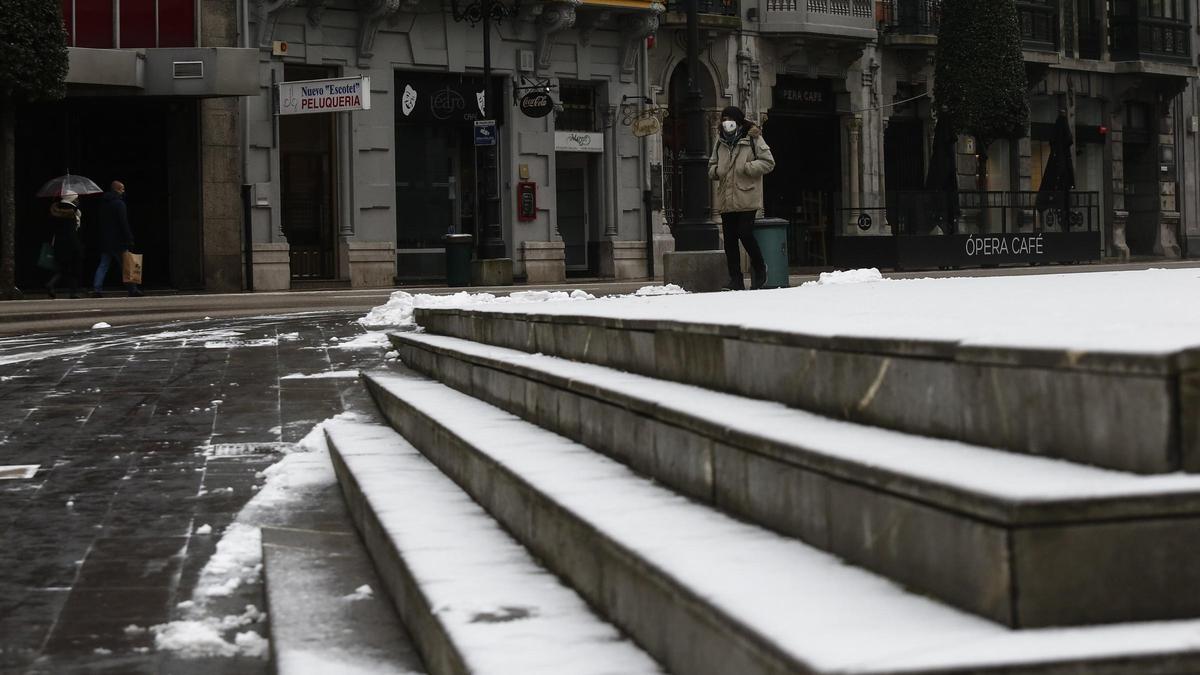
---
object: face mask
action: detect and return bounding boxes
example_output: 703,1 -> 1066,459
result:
721,120 -> 738,133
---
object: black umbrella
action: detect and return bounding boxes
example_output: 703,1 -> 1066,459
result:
923,117 -> 959,234
1036,113 -> 1075,228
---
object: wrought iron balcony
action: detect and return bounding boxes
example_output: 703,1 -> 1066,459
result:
661,0 -> 741,28
1109,8 -> 1192,63
759,0 -> 876,39
878,0 -> 941,37
1016,0 -> 1059,52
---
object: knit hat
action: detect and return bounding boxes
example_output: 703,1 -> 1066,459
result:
720,106 -> 746,124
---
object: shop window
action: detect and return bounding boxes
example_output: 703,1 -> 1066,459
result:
557,85 -> 598,132
61,0 -> 195,48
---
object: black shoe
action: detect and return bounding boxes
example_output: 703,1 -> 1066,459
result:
722,277 -> 745,291
128,288 -> 144,297
90,291 -> 103,299
45,285 -> 56,299
751,264 -> 768,290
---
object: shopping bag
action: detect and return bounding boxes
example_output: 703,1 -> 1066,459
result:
122,251 -> 143,285
37,242 -> 58,272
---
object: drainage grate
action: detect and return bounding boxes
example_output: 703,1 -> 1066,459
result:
0,465 -> 40,480
202,442 -> 295,458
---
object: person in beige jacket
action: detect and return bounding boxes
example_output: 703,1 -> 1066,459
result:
708,106 -> 776,290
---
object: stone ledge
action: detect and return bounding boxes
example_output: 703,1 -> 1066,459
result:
411,308 -> 1195,474
390,333 -> 1200,628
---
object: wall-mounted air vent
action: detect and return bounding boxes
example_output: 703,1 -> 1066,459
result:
173,61 -> 204,79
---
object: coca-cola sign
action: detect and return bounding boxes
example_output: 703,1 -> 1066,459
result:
519,91 -> 554,118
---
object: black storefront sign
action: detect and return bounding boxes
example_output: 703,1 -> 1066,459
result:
837,232 -> 1102,269
772,77 -> 835,114
395,72 -> 505,124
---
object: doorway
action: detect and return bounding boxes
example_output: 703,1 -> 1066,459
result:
762,113 -> 841,265
14,98 -> 201,291
280,65 -> 338,280
555,152 -> 598,272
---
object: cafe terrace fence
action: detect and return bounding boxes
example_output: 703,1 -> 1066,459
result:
831,190 -> 1103,270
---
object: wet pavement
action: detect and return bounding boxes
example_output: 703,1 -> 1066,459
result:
0,311 -> 392,673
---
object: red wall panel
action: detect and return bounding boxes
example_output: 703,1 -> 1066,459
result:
118,0 -> 156,48
74,0 -> 115,48
157,0 -> 195,47
60,0 -> 74,46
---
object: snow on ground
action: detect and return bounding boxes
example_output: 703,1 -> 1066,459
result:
358,284 -> 684,329
281,370 -> 360,380
141,417 -> 355,659
375,269 -> 1200,354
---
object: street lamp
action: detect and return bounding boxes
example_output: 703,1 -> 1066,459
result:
450,0 -> 521,260
674,0 -> 719,251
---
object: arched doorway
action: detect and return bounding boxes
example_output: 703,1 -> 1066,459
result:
663,61 -> 719,229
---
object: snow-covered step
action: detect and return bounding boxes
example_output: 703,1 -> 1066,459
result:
323,414 -> 662,675
386,331 -> 1200,629
360,368 -> 1200,675
412,305 -> 1200,475
261,526 -> 426,675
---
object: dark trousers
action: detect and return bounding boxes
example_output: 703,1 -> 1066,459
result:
721,210 -> 765,285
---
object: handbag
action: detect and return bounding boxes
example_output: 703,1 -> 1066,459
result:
122,250 -> 143,285
37,241 -> 58,272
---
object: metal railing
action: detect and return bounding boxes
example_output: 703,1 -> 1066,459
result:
834,190 -> 1101,236
879,0 -> 942,35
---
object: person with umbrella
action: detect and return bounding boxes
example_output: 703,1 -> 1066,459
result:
91,180 -> 143,297
44,191 -> 84,298
35,173 -> 103,299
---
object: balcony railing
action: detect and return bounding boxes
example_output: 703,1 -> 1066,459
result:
1016,0 -> 1059,52
1109,14 -> 1192,62
760,0 -> 876,36
879,0 -> 941,36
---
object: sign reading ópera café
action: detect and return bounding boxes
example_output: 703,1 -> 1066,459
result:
277,76 -> 371,116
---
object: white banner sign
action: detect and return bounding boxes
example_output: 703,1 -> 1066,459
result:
555,131 -> 604,153
277,76 -> 371,116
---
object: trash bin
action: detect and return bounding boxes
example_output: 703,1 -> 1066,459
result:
443,233 -> 474,287
752,217 -> 789,289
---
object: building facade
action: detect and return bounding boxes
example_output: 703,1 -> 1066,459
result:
12,0 -> 257,293
650,0 -> 1199,266
243,0 -> 663,289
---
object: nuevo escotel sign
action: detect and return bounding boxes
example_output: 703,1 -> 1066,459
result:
277,76 -> 372,116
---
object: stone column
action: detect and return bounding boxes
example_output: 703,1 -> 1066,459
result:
200,0 -> 244,292
1109,107 -> 1131,260
846,116 -> 862,233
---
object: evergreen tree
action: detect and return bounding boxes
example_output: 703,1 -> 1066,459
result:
0,0 -> 69,299
933,0 -> 1029,188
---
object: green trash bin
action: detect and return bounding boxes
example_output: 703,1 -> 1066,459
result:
443,233 -> 474,287
753,217 -> 790,289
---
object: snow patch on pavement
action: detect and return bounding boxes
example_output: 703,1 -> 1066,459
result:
148,415 -> 351,659
91,322 -> 112,329
342,584 -> 374,601
358,285 -> 684,329
281,370 -> 360,380
331,332 -> 392,350
809,267 -> 883,285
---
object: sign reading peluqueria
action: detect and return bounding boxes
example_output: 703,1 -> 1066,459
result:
277,76 -> 371,116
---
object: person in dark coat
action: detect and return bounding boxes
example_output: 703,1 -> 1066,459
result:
91,180 -> 143,297
45,192 -> 84,299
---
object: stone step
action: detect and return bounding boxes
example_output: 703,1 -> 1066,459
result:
388,331 -> 1200,628
260,526 -> 426,675
323,413 -> 662,675
412,305 -> 1200,474
360,367 -> 1200,675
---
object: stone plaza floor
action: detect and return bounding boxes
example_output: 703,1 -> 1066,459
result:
0,310 -> 389,673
